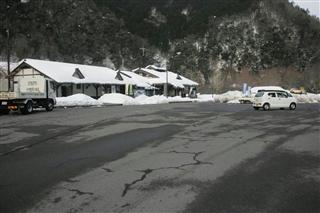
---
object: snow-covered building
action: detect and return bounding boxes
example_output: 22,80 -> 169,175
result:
119,71 -> 156,96
10,59 -> 151,98
9,59 -> 199,98
132,65 -> 198,97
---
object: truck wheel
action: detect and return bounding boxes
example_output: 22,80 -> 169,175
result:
22,101 -> 33,115
45,100 -> 54,112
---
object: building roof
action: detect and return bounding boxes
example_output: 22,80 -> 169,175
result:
11,59 -> 198,89
133,65 -> 198,88
120,71 -> 156,89
12,59 -> 126,85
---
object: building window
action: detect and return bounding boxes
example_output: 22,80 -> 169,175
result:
76,84 -> 81,90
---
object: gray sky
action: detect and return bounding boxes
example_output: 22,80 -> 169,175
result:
290,0 -> 320,18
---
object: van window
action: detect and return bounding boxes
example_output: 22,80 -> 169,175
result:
268,93 -> 276,97
255,92 -> 264,97
277,92 -> 287,98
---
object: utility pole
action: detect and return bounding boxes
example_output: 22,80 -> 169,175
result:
5,0 -> 27,92
5,0 -> 11,91
165,69 -> 168,98
139,45 -> 147,68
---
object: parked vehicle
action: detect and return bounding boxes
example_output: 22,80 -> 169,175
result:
252,90 -> 297,110
290,87 -> 306,94
239,86 -> 286,104
0,70 -> 56,115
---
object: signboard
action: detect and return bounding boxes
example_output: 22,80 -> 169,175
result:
16,75 -> 45,97
19,75 -> 44,93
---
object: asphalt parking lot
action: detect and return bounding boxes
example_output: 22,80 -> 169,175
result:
0,103 -> 319,213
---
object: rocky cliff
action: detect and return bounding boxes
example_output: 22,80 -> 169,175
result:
0,0 -> 319,92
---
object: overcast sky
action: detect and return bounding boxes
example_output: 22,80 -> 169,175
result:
290,0 -> 320,18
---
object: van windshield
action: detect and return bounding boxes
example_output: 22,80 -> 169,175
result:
255,92 -> 264,97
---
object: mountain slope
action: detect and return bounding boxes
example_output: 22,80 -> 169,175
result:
1,0 -> 319,92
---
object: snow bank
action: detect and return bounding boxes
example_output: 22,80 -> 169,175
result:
293,93 -> 320,103
196,94 -> 215,103
135,95 -> 168,105
135,95 -> 194,105
55,91 -> 320,107
98,93 -> 137,105
212,91 -> 243,103
56,94 -> 99,106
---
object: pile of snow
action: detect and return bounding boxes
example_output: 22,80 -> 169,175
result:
134,95 -> 194,105
98,93 -> 136,105
293,93 -> 320,103
168,96 -> 194,103
212,91 -> 243,103
135,95 -> 168,105
56,94 -> 99,106
196,94 -> 215,102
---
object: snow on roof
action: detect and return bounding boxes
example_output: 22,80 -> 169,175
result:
145,65 -> 167,71
14,59 -> 125,85
145,65 -> 198,86
133,67 -> 198,88
251,86 -> 285,94
120,71 -> 156,89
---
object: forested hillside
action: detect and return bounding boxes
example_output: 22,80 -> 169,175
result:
0,0 -> 319,92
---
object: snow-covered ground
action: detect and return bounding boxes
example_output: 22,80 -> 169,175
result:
55,91 -> 320,107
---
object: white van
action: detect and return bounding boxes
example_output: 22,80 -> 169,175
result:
253,90 -> 297,110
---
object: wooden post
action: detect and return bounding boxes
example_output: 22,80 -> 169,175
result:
95,84 -> 99,98
55,83 -> 61,97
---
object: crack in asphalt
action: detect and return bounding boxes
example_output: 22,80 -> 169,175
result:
121,151 -> 213,197
122,168 -> 153,197
102,168 -> 114,172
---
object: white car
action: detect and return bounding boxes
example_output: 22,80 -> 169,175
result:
253,90 -> 297,110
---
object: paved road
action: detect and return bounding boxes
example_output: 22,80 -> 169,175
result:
0,103 -> 319,213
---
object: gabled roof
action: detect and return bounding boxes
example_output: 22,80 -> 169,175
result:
132,66 -> 198,88
120,71 -> 156,89
12,59 -> 126,85
72,68 -> 85,79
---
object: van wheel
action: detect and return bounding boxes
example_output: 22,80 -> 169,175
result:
45,100 -> 54,112
289,103 -> 296,110
263,103 -> 270,111
22,101 -> 33,115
